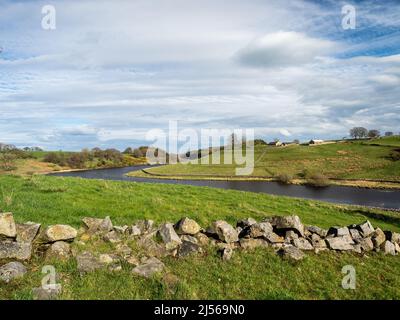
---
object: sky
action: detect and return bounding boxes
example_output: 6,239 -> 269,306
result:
0,0 -> 399,151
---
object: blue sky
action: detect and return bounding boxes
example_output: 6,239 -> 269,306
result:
0,0 -> 399,151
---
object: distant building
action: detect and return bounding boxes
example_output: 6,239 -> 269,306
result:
268,141 -> 285,147
309,139 -> 324,145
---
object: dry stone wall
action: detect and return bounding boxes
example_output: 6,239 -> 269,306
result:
1,211 -> 400,295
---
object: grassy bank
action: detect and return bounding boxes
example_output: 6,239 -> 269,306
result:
130,170 -> 400,189
128,137 -> 400,188
1,174 -> 400,299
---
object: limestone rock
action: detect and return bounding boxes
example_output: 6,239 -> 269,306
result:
0,261 -> 27,283
137,237 -> 168,258
384,231 -> 400,244
220,247 -> 234,261
381,241 -> 396,255
349,228 -> 362,240
310,234 -> 327,249
136,220 -> 154,234
352,244 -> 362,254
32,286 -> 61,300
180,235 -> 198,244
236,218 -> 257,229
46,241 -> 71,260
99,216 -> 113,232
76,251 -> 103,273
43,225 -> 77,243
215,241 -> 237,251
103,231 -> 121,243
125,255 -> 140,266
130,225 -> 142,237
99,253 -> 120,265
328,226 -> 350,237
306,225 -> 327,238
211,220 -> 238,243
270,215 -> 304,237
113,225 -> 129,234
194,233 -> 210,246
355,237 -> 374,252
357,220 -> 375,237
175,217 -> 201,235
16,222 -> 41,243
371,228 -> 386,248
293,238 -> 314,250
178,241 -> 202,257
239,238 -> 269,250
285,230 -> 299,242
394,242 -> 400,254
82,216 -> 113,234
0,241 -> 32,260
0,212 -> 17,238
115,243 -> 132,257
264,232 -> 284,244
278,245 -> 305,261
158,223 -> 182,250
108,264 -> 122,272
132,257 -> 164,278
240,222 -> 273,239
326,236 -> 355,251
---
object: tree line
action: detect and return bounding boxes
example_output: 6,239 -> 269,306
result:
0,144 -> 36,171
43,147 -> 141,169
349,127 -> 398,139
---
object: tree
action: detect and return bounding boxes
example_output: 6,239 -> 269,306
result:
385,131 -> 394,137
66,153 -> 86,169
0,152 -> 17,171
253,139 -> 267,145
123,147 -> 133,154
44,152 -> 67,166
0,143 -> 16,152
368,129 -> 380,138
349,127 -> 368,139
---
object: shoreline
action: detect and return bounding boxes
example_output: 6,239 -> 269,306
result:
41,163 -> 149,175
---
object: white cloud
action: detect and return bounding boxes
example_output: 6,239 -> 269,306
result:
0,0 -> 400,150
369,74 -> 400,87
236,31 -> 336,68
279,129 -> 292,137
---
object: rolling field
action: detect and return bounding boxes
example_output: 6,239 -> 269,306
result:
0,174 -> 400,299
130,137 -> 400,184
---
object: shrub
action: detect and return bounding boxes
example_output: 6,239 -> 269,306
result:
275,173 -> 293,184
44,152 -> 67,166
0,152 -> 17,171
388,151 -> 400,161
302,169 -> 330,187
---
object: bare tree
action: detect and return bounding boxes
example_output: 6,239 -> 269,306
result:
349,127 -> 368,139
368,129 -> 380,138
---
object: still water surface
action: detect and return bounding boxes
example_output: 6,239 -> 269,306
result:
50,166 -> 400,210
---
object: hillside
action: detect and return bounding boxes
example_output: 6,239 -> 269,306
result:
0,174 -> 400,300
0,149 -> 147,176
129,137 -> 400,187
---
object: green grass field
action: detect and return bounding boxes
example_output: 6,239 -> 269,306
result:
363,136 -> 400,147
131,137 -> 400,183
1,174 -> 400,299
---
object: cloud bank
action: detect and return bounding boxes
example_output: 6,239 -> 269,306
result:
0,0 -> 399,150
